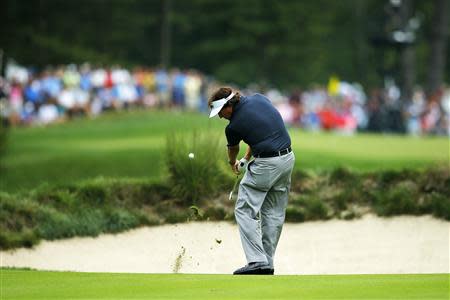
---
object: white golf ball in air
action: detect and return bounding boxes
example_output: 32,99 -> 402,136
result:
188,152 -> 195,159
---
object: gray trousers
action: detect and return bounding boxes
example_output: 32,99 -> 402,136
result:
235,151 -> 295,268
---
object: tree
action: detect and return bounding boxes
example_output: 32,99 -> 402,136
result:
426,0 -> 449,97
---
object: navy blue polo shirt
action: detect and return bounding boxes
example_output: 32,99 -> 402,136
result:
225,94 -> 291,156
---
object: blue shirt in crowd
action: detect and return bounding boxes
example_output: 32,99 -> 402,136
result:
225,94 -> 291,156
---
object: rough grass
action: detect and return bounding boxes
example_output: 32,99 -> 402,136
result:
1,166 -> 448,250
165,131 -> 233,204
2,269 -> 449,300
287,166 -> 450,222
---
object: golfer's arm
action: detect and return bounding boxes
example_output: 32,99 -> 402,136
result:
244,146 -> 252,161
227,145 -> 239,164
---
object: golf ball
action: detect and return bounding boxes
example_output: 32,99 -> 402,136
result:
188,153 -> 195,159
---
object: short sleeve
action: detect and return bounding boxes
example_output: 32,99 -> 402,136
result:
225,125 -> 241,147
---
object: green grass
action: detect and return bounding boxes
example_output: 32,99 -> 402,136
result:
1,166 -> 448,250
1,110 -> 448,192
1,269 -> 448,300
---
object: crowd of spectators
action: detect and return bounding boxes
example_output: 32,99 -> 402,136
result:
0,62 -> 212,126
272,79 -> 450,136
0,61 -> 449,137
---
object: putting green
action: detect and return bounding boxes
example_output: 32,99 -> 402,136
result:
2,269 -> 448,299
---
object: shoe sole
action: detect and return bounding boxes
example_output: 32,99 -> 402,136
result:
233,268 -> 273,275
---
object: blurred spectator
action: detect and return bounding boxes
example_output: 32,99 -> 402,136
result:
1,60 -> 448,137
185,70 -> 202,111
405,89 -> 425,135
171,69 -> 186,108
155,68 -> 170,108
8,81 -> 23,126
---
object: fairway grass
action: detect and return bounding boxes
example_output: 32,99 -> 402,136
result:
1,270 -> 448,300
1,110 -> 449,192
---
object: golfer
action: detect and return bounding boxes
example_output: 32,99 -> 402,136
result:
209,87 -> 295,275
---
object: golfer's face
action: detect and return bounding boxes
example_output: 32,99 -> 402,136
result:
219,106 -> 231,119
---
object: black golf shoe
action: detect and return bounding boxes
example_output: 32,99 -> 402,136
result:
233,262 -> 273,275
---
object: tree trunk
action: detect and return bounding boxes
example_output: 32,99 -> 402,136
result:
426,0 -> 449,97
399,0 -> 415,102
160,0 -> 172,70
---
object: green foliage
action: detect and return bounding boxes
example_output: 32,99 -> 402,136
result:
2,1 -> 448,88
165,131 -> 230,205
0,178 -> 168,250
373,183 -> 419,216
1,166 -> 449,250
288,195 -> 329,221
430,193 -> 450,220
328,167 -> 358,185
285,206 -> 305,222
289,166 -> 450,221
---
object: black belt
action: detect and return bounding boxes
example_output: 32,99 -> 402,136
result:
255,147 -> 292,158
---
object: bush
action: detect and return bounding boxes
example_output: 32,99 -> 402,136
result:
103,209 -> 143,232
2,165 -> 449,250
430,193 -> 450,220
285,206 -> 305,222
291,195 -> 329,221
165,131 -> 228,205
377,169 -> 419,187
0,181 -> 162,249
374,183 -> 418,216
77,185 -> 107,205
328,167 -> 358,185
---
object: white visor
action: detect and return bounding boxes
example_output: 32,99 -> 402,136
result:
209,92 -> 236,118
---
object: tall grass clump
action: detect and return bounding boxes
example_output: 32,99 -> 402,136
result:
165,131 -> 229,204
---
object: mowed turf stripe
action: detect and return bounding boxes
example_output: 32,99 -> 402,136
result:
2,270 -> 448,300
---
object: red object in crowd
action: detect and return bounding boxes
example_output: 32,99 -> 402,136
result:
105,70 -> 113,89
317,108 -> 346,130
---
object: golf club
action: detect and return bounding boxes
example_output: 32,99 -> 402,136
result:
228,175 -> 240,201
228,159 -> 247,201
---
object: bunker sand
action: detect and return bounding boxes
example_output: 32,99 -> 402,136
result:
1,215 -> 449,274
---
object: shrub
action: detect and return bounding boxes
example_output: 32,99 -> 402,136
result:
430,193 -> 450,220
2,165 -> 450,250
292,195 -> 329,221
103,209 -> 143,232
285,206 -> 305,222
374,183 -> 418,216
0,229 -> 38,249
77,185 -> 107,205
328,167 -> 358,185
419,167 -> 450,195
203,206 -> 228,221
377,169 -> 419,187
36,206 -> 80,240
290,170 -> 311,192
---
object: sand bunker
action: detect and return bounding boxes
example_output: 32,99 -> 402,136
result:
1,214 -> 449,275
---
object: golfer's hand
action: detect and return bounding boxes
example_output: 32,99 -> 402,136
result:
238,158 -> 248,172
231,161 -> 240,175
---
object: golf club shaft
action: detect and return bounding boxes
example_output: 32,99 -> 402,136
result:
229,175 -> 240,200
